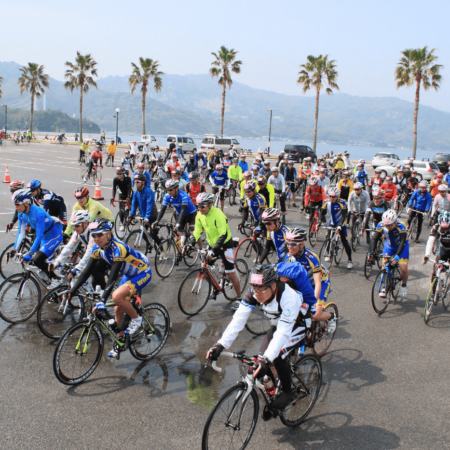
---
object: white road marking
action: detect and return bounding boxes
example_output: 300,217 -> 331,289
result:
0,163 -> 43,171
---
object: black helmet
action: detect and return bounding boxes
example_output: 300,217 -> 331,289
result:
134,173 -> 146,182
189,171 -> 199,179
250,264 -> 278,287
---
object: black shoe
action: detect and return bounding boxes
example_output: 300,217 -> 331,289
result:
262,405 -> 277,421
415,238 -> 420,244
270,392 -> 295,410
281,216 -> 286,225
292,203 -> 298,208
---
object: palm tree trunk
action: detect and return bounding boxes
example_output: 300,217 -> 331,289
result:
30,93 -> 35,136
412,77 -> 420,159
79,89 -> 83,143
142,93 -> 146,135
313,87 -> 320,152
220,82 -> 226,136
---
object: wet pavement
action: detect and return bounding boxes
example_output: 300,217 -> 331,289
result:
0,143 -> 449,449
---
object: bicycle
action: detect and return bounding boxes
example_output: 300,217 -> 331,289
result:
201,348 -> 322,449
154,178 -> 167,204
0,139 -> 6,147
125,216 -> 170,256
53,292 -> 170,385
308,206 -> 322,247
0,234 -> 33,279
234,226 -> 276,269
350,212 -> 365,251
371,259 -> 402,315
80,164 -> 102,185
363,232 -> 383,278
407,209 -> 427,242
105,153 -> 114,167
213,186 -> 225,208
424,259 -> 450,324
177,249 -> 249,316
57,138 -> 68,146
110,198 -> 133,240
228,180 -> 239,206
319,226 -> 344,270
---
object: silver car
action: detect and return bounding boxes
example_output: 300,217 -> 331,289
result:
372,152 -> 401,168
376,159 -> 439,181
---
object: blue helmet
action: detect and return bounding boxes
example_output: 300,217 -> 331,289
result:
29,179 -> 41,190
438,212 -> 450,227
12,188 -> 32,204
88,218 -> 113,234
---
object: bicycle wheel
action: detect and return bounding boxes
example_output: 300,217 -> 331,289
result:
202,382 -> 259,450
229,185 -> 236,206
424,278 -> 438,324
371,270 -> 390,315
319,239 -> 333,270
376,241 -> 383,270
80,167 -> 89,182
154,239 -> 176,279
391,266 -> 402,300
364,253 -> 375,279
105,156 -> 113,167
408,217 -> 418,241
222,259 -> 249,301
0,241 -> 30,279
125,229 -> 150,255
0,274 -> 41,323
311,303 -> 338,357
351,222 -> 361,251
37,286 -> 85,339
183,245 -> 200,268
178,269 -> 212,316
308,219 -> 319,247
396,201 -> 404,217
130,303 -> 170,360
53,322 -> 104,385
280,354 -> 322,427
245,303 -> 271,335
442,274 -> 450,309
114,209 -> 129,240
235,238 -> 260,268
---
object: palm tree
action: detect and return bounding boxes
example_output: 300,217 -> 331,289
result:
129,58 -> 164,135
17,63 -> 50,136
395,47 -> 443,158
209,46 -> 242,136
297,55 -> 339,152
64,52 -> 98,142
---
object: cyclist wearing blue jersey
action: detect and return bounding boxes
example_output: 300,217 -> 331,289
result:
238,180 -> 267,229
132,163 -> 151,188
210,164 -> 230,211
29,179 -> 67,225
68,218 -> 152,358
259,208 -> 290,263
9,188 -> 63,280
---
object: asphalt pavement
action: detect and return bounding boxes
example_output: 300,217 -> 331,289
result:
0,142 -> 449,450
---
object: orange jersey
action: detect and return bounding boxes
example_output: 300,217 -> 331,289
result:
430,180 -> 442,198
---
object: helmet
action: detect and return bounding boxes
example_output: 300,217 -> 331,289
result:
343,171 -> 351,176
405,165 -> 411,169
438,212 -> 450,227
157,158 -> 163,163
88,218 -> 113,235
179,143 -> 183,147
437,172 -> 444,179
337,153 -> 342,156
189,154 -> 195,159
233,157 -> 238,162
243,171 -> 251,178
354,182 -> 364,189
189,171 -> 199,179
134,173 -> 146,182
262,208 -> 281,223
288,160 -> 295,164
264,161 -> 270,166
328,187 -> 340,197
70,210 -> 91,225
251,165 -> 259,171
309,177 -> 318,186
257,176 -> 267,185
255,157 -> 261,162
280,151 -> 285,155
250,264 -> 278,287
11,188 -> 32,204
125,150 -> 130,154
438,184 -> 449,192
244,180 -> 257,191
29,179 -> 41,190
137,163 -> 145,169
386,176 -> 393,181
375,168 -> 381,174
165,179 -> 179,189
284,156 -> 289,160
196,193 -> 214,207
115,166 -> 127,174
271,166 -> 279,173
171,152 -> 178,158
9,180 -> 24,192
419,180 -> 428,188
319,168 -> 326,173
382,210 -> 397,225
224,152 -> 229,156
397,167 -> 404,172
285,227 -> 307,243
215,164 -> 223,170
74,187 -> 89,198
373,189 -> 385,199
171,168 -> 181,175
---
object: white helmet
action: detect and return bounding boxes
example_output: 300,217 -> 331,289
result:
419,180 -> 428,188
382,210 -> 397,225
328,187 -> 340,197
354,182 -> 364,189
71,210 -> 91,225
438,184 -> 449,192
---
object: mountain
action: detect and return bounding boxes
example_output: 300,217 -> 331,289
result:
1,61 -> 450,149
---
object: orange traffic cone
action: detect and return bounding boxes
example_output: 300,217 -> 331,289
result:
3,166 -> 11,183
93,178 -> 104,200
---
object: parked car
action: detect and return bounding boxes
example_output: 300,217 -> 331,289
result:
167,135 -> 197,154
431,153 -> 450,173
133,135 -> 158,151
371,152 -> 401,168
283,144 -> 317,163
200,135 -> 242,153
377,159 -> 438,181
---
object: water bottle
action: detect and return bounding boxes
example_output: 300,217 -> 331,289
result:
83,281 -> 94,293
262,375 -> 275,395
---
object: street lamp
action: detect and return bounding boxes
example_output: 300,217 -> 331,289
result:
267,109 -> 273,156
114,108 -> 120,145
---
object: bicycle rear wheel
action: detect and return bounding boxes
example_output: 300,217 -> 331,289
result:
183,245 -> 200,268
408,217 -> 418,241
442,274 -> 450,309
334,242 -> 343,265
202,382 -> 259,450
308,219 -> 319,247
371,270 -> 390,315
424,278 -> 438,324
229,185 -> 236,206
125,229 -> 150,255
280,354 -> 322,427
105,156 -> 113,167
80,167 -> 89,182
245,303 -> 271,336
222,259 -> 249,301
154,239 -> 176,278
235,238 -> 260,268
364,253 -> 375,279
53,322 -> 103,385
178,269 -> 212,316
351,222 -> 361,251
114,209 -> 129,240
311,303 -> 338,357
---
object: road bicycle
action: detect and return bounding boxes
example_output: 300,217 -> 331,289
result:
199,166 -> 208,184
105,153 -> 114,167
80,164 -> 102,185
57,138 -> 68,146
371,259 -> 402,315
0,234 -> 33,279
319,226 -> 344,270
125,216 -> 170,257
308,206 -> 322,247
213,186 -> 226,208
407,209 -> 427,242
110,198 -> 133,240
177,249 -> 249,316
53,292 -> 170,385
201,348 -> 322,449
228,179 -> 239,206
350,212 -> 365,251
234,226 -> 278,268
424,259 -> 450,324
363,233 -> 383,278
0,139 -> 6,147
154,179 -> 167,204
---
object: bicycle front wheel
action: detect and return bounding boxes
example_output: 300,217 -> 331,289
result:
245,304 -> 271,336
311,302 -> 338,357
229,185 -> 236,206
319,239 -> 333,270
351,222 -> 360,251
53,322 -> 104,386
183,245 -> 200,268
114,209 -> 130,240
442,274 -> 450,309
371,270 -> 390,315
280,354 -> 322,427
105,156 -> 113,167
308,219 -> 319,247
235,238 -> 260,268
202,382 -> 259,450
424,278 -> 438,324
178,269 -> 212,315
125,229 -> 150,255
222,258 -> 249,301
154,239 -> 176,278
408,217 -> 418,241
0,242 -> 30,279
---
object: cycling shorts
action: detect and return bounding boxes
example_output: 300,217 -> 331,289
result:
119,269 -> 152,298
40,232 -> 63,258
212,185 -> 227,200
383,241 -> 409,264
48,200 -> 67,224
218,247 -> 235,273
176,211 -> 197,231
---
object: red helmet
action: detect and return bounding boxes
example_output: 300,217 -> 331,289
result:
9,180 -> 24,192
74,187 -> 89,198
437,172 -> 444,179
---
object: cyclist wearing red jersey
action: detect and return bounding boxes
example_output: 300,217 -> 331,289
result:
186,171 -> 206,206
380,177 -> 397,205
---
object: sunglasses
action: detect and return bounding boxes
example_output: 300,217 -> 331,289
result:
76,195 -> 87,200
198,205 -> 208,209
251,285 -> 270,293
286,241 -> 301,246
14,203 -> 23,207
329,196 -> 337,198
244,190 -> 254,194
167,188 -> 176,192
91,232 -> 107,238
135,181 -> 142,184
73,224 -> 84,228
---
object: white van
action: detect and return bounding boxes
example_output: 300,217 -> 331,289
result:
166,135 -> 197,154
200,135 -> 242,153
137,135 -> 158,151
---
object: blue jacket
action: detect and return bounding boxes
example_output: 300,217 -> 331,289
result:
408,189 -> 432,212
194,154 -> 207,166
239,161 -> 248,172
130,186 -> 157,219
132,170 -> 151,188
445,173 -> 450,188
277,261 -> 317,307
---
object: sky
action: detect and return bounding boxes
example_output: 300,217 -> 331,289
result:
2,0 -> 450,111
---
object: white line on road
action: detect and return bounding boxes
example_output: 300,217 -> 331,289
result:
0,163 -> 43,171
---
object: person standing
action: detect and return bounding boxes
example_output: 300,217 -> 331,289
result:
177,143 -> 186,161
130,141 -> 139,164
75,133 -> 79,142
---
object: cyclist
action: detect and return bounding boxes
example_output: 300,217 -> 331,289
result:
361,188 -> 391,241
6,180 -> 27,232
208,148 -> 222,171
333,152 -> 345,176
337,170 -> 354,202
268,166 -> 287,224
107,140 -> 116,165
257,176 -> 275,208
194,150 -> 207,168
354,163 -> 368,187
238,154 -> 248,173
184,154 -> 198,174
297,160 -> 311,197
166,152 -> 182,172
431,184 -> 450,222
429,172 -> 444,198
84,145 -> 103,181
9,189 -> 63,280
284,160 -> 298,207
408,170 -> 420,192
317,168 -> 330,193
259,208 -> 290,263
210,164 -> 230,211
68,218 -> 152,358
132,163 -> 151,188
343,152 -> 353,171
407,180 -> 432,243
259,161 -> 271,178
141,142 -> 151,165
171,168 -> 187,191
176,142 -> 185,161
228,157 -> 243,205
66,187 -> 114,237
380,176 -> 398,206
348,181 -> 370,238
111,167 -> 132,206
222,152 -> 233,171
129,141 -> 139,163
319,187 -> 353,269
121,150 -> 133,172
368,168 -> 384,199
424,212 -> 450,266
304,176 -> 326,221
240,171 -> 255,200
239,180 -> 267,229
153,146 -> 162,161
278,155 -> 289,176
152,158 -> 168,192
79,141 -> 90,163
57,133 -> 66,143
206,263 -> 309,411
445,163 -> 450,188
167,139 -> 176,160
29,180 -> 68,225
186,171 -> 206,207
250,164 -> 260,180
393,168 -> 408,193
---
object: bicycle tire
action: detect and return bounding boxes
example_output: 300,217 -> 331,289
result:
229,185 -> 236,206
0,241 -> 30,279
364,253 -> 375,279
201,382 -> 259,450
320,239 -> 333,270
311,303 -> 338,357
114,209 -> 129,240
408,217 -> 418,241
391,266 -> 402,300
371,270 -> 390,315
279,354 -> 322,427
351,222 -> 360,251
334,241 -> 343,265
245,303 -> 271,336
222,258 -> 249,301
424,278 -> 438,324
90,170 -> 102,185
308,219 -> 319,247
80,167 -> 89,182
129,303 -> 170,360
105,156 -> 113,167
396,201 -> 404,217
178,269 -> 212,316
53,321 -> 104,385
183,244 -> 200,268
125,229 -> 150,255
154,239 -> 177,279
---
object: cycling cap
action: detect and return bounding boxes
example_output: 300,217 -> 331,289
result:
196,193 -> 214,207
309,177 -> 318,186
115,166 -> 127,174
12,188 -> 32,204
438,211 -> 450,227
137,163 -> 145,169
134,173 -> 146,182
189,171 -> 199,179
354,182 -> 364,189
262,208 -> 281,223
244,180 -> 257,191
29,179 -> 41,190
419,180 -> 428,188
9,180 -> 24,192
74,187 -> 89,198
250,264 -> 278,287
286,227 -> 307,243
70,210 -> 91,225
328,187 -> 340,197
88,218 -> 113,234
436,172 -> 444,178
382,210 -> 397,225
438,184 -> 449,192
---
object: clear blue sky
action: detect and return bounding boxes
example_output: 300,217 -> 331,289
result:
3,0 -> 449,110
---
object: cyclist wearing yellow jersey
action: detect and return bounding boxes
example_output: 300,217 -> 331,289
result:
333,153 -> 345,171
337,171 -> 354,202
228,158 -> 243,205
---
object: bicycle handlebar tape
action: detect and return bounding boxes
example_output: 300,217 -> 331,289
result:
93,178 -> 104,200
3,166 -> 10,183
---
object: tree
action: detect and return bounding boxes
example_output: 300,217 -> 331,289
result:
297,55 -> 339,152
64,52 -> 98,142
129,57 -> 164,135
17,63 -> 50,136
209,46 -> 242,136
395,46 -> 443,158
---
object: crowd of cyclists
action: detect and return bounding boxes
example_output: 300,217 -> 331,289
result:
3,141 -> 450,430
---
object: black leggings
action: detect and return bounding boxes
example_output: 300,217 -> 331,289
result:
327,227 -> 352,260
407,210 -> 424,238
34,251 -> 55,279
91,259 -> 110,290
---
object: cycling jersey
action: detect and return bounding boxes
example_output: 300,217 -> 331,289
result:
184,161 -> 198,173
121,157 -> 132,172
267,224 -> 290,262
334,158 -> 345,170
305,185 -> 325,205
193,205 -> 232,250
394,176 -> 408,192
317,176 -> 330,192
426,224 -> 450,255
222,159 -> 233,170
132,170 -> 151,188
432,193 -> 450,216
112,176 -> 132,199
348,190 -> 370,214
240,179 -> 259,199
162,190 -> 196,215
210,170 -> 230,187
284,167 -> 297,183
362,200 -> 391,230
238,161 -> 248,172
373,220 -> 409,263
337,179 -> 354,201
243,193 -> 267,223
228,165 -> 243,181
355,170 -> 367,185
186,182 -> 206,206
321,199 -> 347,227
298,165 -> 311,179
130,186 -> 157,220
194,154 -> 207,166
369,176 -> 383,189
380,182 -> 397,201
34,189 -> 67,223
66,198 -> 114,236
376,220 -> 408,248
430,180 -> 443,198
445,173 -> 450,188
408,189 -> 432,212
258,184 -> 275,208
268,174 -> 285,191
91,151 -> 103,164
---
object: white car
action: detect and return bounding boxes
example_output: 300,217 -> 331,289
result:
372,152 -> 401,168
376,159 -> 439,181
